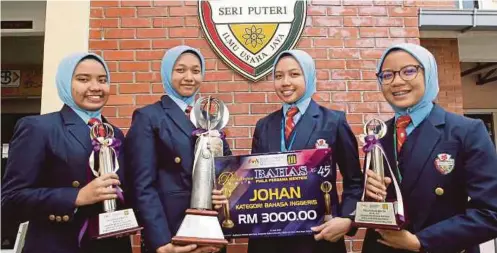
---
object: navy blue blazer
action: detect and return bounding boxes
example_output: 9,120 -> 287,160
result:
247,99 -> 364,253
362,104 -> 497,253
1,105 -> 131,253
124,95 -> 232,252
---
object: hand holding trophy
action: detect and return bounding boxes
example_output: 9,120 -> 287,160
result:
353,118 -> 406,230
171,96 -> 229,247
87,121 -> 142,239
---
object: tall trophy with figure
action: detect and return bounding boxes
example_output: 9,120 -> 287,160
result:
88,122 -> 142,239
353,118 -> 406,230
171,96 -> 229,247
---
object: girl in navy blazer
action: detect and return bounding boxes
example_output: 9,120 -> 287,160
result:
125,46 -> 231,253
247,49 -> 364,253
362,43 -> 497,253
1,53 -> 131,253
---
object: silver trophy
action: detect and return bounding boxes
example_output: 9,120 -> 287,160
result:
364,118 -> 387,190
190,96 -> 229,209
88,122 -> 142,239
354,118 -> 406,230
172,96 -> 229,247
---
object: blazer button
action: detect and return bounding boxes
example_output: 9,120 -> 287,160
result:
55,216 -> 62,222
72,181 -> 80,188
435,187 -> 444,196
174,157 -> 181,164
49,215 -> 55,221
62,215 -> 69,222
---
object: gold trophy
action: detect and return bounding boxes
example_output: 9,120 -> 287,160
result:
218,172 -> 239,229
320,181 -> 333,222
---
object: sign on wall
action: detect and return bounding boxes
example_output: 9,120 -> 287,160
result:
198,0 -> 307,82
1,66 -> 42,97
1,70 -> 21,88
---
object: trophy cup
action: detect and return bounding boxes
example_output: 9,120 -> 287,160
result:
320,181 -> 333,222
217,172 -> 240,229
353,118 -> 406,230
171,96 -> 229,247
88,122 -> 142,239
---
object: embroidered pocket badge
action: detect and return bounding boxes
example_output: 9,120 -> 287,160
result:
434,153 -> 455,175
315,139 -> 329,149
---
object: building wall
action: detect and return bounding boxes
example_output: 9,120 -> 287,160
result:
461,63 -> 497,109
87,1 -> 459,253
421,38 -> 464,115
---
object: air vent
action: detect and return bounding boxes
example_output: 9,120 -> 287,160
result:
1,21 -> 33,29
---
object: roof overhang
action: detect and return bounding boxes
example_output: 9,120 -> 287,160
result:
419,8 -> 497,32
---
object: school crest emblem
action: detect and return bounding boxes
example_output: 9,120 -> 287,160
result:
315,139 -> 329,149
434,153 -> 455,175
248,158 -> 259,165
198,1 -> 307,82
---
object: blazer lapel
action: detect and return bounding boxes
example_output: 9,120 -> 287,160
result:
400,105 -> 445,196
267,110 -> 283,153
292,100 -> 318,151
61,105 -> 92,153
161,95 -> 195,138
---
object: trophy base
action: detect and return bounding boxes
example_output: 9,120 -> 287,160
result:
222,219 -> 235,229
94,226 -> 144,240
352,202 -> 405,230
89,209 -> 143,240
172,209 -> 228,247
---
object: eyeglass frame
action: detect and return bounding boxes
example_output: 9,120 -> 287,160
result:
376,65 -> 424,85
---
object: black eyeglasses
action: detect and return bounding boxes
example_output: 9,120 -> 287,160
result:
376,65 -> 424,85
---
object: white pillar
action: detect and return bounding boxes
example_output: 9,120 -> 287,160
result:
41,0 -> 90,114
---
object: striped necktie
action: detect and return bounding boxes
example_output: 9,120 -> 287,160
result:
396,115 -> 412,153
285,107 -> 299,141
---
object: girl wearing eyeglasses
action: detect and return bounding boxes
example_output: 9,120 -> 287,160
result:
361,43 -> 497,253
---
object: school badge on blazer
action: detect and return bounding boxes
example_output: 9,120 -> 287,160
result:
434,153 -> 455,175
198,0 -> 307,82
315,139 -> 329,149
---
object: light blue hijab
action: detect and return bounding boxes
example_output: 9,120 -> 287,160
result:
56,52 -> 110,124
273,49 -> 317,106
160,45 -> 205,106
273,49 -> 317,152
377,43 -> 439,133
